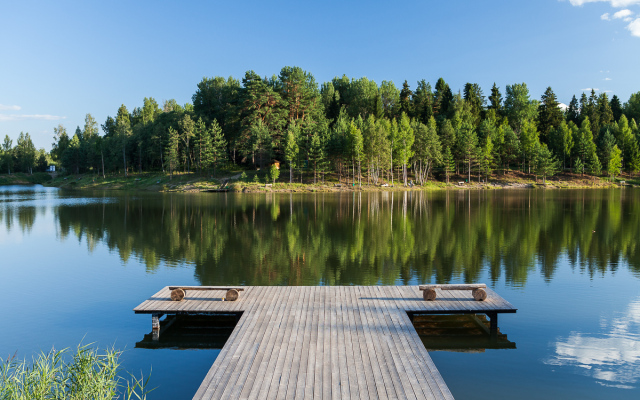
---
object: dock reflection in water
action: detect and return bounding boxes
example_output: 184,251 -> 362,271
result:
413,314 -> 516,352
136,315 -> 237,350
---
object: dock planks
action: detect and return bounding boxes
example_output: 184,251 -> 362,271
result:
134,286 -> 516,400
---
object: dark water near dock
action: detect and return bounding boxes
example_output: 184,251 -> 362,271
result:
1,186 -> 639,399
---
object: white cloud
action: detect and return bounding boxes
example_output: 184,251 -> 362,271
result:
582,88 -> 600,91
545,297 -> 640,388
0,114 -> 66,122
605,77 -> 612,80
0,104 -> 21,111
602,12 -> 611,19
568,0 -> 640,6
613,9 -> 635,19
628,17 -> 640,35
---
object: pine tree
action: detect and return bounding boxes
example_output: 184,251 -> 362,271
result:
608,145 -> 622,180
598,93 -> 614,127
456,120 -> 478,182
566,95 -> 580,125
488,83 -> 502,114
349,122 -> 364,187
610,95 -> 623,122
399,80 -> 413,118
412,80 -> 433,124
535,143 -> 559,184
308,132 -> 325,184
165,126 -> 180,179
442,146 -> 455,183
574,158 -> 584,176
598,129 -> 616,174
520,119 -> 540,174
211,120 -> 227,177
284,125 -> 299,183
500,123 -> 520,173
537,87 -> 563,144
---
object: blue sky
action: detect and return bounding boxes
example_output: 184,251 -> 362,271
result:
1,0 -> 640,150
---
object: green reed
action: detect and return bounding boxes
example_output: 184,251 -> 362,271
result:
0,344 -> 151,400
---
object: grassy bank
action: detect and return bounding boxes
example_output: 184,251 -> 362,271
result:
19,169 -> 632,193
0,172 -> 53,186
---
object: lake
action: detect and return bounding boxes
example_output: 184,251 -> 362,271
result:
1,185 -> 639,399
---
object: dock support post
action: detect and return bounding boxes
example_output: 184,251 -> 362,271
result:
152,313 -> 161,341
486,312 -> 498,336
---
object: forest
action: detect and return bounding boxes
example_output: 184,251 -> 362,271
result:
2,66 -> 640,185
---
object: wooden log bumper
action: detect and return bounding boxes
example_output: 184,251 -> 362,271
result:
419,284 -> 488,301
168,286 -> 245,302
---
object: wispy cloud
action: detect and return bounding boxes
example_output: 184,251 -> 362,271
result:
0,114 -> 66,122
568,0 -> 640,6
0,104 -> 21,111
582,88 -> 600,91
605,77 -> 613,80
566,1 -> 640,36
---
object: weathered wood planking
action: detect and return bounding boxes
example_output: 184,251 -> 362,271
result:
134,286 -> 516,400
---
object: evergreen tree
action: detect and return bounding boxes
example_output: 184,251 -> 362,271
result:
610,94 -> 623,122
211,120 -> 227,177
412,80 -> 433,124
433,78 -> 453,119
488,83 -> 502,114
608,145 -> 622,180
520,119 -> 540,173
624,91 -> 640,124
478,134 -> 494,181
598,129 -> 616,174
549,121 -> 573,170
504,83 -> 538,134
500,123 -> 520,173
574,158 -> 584,176
566,95 -> 580,125
349,122 -> 364,187
598,93 -> 614,127
463,83 -> 485,126
399,80 -> 413,117
165,127 -> 180,179
308,132 -> 325,184
537,87 -> 563,144
535,143 -> 559,184
442,146 -> 455,183
456,120 -> 478,182
284,125 -> 299,183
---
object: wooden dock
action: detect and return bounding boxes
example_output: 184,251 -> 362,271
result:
134,286 -> 516,399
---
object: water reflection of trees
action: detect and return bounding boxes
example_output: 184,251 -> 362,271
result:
53,190 -> 640,286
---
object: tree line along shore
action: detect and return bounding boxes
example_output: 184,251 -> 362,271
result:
2,66 -> 640,188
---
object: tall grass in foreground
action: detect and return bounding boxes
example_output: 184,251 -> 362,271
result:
0,344 -> 151,400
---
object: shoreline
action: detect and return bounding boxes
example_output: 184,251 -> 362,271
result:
0,171 -> 635,193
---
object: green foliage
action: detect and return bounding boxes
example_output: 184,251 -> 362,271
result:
39,67 -> 640,182
0,344 -> 151,400
535,143 -> 559,183
269,164 -> 280,184
537,87 -> 564,142
608,145 -> 622,180
504,83 -> 537,134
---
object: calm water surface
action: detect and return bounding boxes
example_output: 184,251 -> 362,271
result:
1,185 -> 639,399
